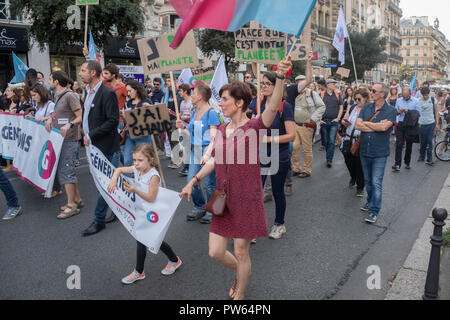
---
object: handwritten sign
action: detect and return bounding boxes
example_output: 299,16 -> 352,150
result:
235,28 -> 286,64
336,67 -> 351,79
286,19 -> 311,61
313,67 -> 332,79
193,66 -> 215,83
123,104 -> 172,139
137,31 -> 199,75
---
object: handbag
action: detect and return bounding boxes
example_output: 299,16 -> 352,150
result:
203,189 -> 227,216
351,110 -> 380,157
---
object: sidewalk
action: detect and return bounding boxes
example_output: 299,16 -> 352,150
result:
385,171 -> 450,300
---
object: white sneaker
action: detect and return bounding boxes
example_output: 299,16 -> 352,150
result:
121,270 -> 145,284
161,257 -> 182,276
269,225 -> 286,240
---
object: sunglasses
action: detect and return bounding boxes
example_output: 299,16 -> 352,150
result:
153,83 -> 160,86
355,98 -> 363,102
371,89 -> 379,94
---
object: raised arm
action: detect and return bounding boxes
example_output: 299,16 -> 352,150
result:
261,57 -> 293,128
297,51 -> 313,93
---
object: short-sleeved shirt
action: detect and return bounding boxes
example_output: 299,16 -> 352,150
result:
419,97 -> 436,125
132,167 -> 161,195
358,102 -> 397,158
188,108 -> 221,146
249,98 -> 295,161
321,91 -> 343,120
35,101 -> 55,120
53,90 -> 81,142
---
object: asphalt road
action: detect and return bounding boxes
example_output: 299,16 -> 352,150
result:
0,138 -> 448,300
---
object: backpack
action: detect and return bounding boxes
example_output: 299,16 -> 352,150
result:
320,90 -> 341,101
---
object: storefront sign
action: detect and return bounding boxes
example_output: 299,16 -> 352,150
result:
0,26 -> 28,53
118,65 -> 145,84
105,38 -> 140,59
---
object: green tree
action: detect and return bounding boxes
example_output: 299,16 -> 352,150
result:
12,0 -> 151,53
399,65 -> 415,83
197,29 -> 239,74
330,28 -> 387,83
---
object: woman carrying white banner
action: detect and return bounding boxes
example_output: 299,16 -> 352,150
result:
108,143 -> 182,284
180,57 -> 293,300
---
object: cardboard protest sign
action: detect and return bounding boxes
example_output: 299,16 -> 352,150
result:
286,19 -> 312,61
336,67 -> 351,79
193,66 -> 215,83
137,31 -> 199,75
312,67 -> 332,79
235,28 -> 286,64
123,104 -> 172,139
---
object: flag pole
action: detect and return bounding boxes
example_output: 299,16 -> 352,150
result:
347,36 -> 358,86
84,5 -> 89,48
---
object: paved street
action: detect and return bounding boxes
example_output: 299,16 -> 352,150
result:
0,139 -> 448,300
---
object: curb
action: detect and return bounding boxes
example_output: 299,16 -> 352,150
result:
385,171 -> 450,300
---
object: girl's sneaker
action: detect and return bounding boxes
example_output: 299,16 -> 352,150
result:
161,257 -> 182,276
121,270 -> 145,284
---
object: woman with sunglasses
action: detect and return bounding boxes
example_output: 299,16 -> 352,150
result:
247,72 -> 296,240
340,88 -> 370,197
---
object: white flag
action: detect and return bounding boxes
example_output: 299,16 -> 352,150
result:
210,55 -> 228,104
333,7 -> 349,66
178,68 -> 195,86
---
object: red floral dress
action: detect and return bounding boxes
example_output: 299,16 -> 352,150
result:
209,117 -> 269,239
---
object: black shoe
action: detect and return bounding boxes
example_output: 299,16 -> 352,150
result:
405,164 -> 411,170
356,189 -> 365,197
82,222 -> 105,236
326,161 -> 332,168
392,165 -> 400,171
178,168 -> 188,176
425,160 -> 434,166
292,171 -> 301,177
105,213 -> 117,224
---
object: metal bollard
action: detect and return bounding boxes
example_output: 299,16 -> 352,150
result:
423,208 -> 448,300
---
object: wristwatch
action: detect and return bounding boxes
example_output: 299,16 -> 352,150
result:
276,73 -> 286,80
70,121 -> 74,128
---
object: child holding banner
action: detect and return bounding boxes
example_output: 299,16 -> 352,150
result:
108,143 -> 182,284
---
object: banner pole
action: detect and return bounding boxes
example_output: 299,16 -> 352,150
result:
256,63 -> 261,116
347,35 -> 358,86
169,71 -> 180,120
151,134 -> 167,188
84,4 -> 89,48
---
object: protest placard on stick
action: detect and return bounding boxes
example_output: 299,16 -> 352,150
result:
137,31 -> 199,75
336,67 -> 351,79
123,103 -> 172,140
235,28 -> 286,64
286,18 -> 311,61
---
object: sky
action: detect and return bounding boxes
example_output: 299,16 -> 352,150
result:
400,0 -> 450,38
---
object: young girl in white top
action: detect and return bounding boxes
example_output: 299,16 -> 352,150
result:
108,143 -> 182,284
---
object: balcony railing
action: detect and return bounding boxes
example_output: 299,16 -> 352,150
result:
311,24 -> 334,39
390,36 -> 401,46
389,54 -> 403,62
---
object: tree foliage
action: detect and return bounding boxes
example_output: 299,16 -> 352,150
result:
330,28 -> 387,83
12,0 -> 150,53
197,29 -> 239,74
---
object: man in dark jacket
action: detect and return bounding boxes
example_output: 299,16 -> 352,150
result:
79,60 -> 120,236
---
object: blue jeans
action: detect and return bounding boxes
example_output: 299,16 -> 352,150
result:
123,133 -> 152,168
320,121 -> 339,162
94,151 -> 120,224
0,167 -> 19,208
262,159 -> 290,225
360,155 -> 387,215
187,146 -> 216,211
419,123 -> 435,162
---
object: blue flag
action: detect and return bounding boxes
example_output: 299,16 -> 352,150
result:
10,52 -> 29,84
89,31 -> 101,63
410,72 -> 418,93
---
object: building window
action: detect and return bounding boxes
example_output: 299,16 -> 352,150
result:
0,0 -> 22,21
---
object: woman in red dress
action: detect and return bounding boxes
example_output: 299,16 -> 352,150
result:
180,57 -> 293,300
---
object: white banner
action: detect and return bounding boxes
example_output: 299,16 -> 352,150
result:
0,112 -> 63,197
86,144 -> 181,254
210,55 -> 228,104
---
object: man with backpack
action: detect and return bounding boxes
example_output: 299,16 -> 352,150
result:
320,78 -> 344,168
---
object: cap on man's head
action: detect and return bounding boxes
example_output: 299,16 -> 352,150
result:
326,78 -> 337,85
295,75 -> 306,81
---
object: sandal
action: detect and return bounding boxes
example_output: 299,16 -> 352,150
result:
229,279 -> 238,299
61,199 -> 84,211
57,205 -> 80,219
